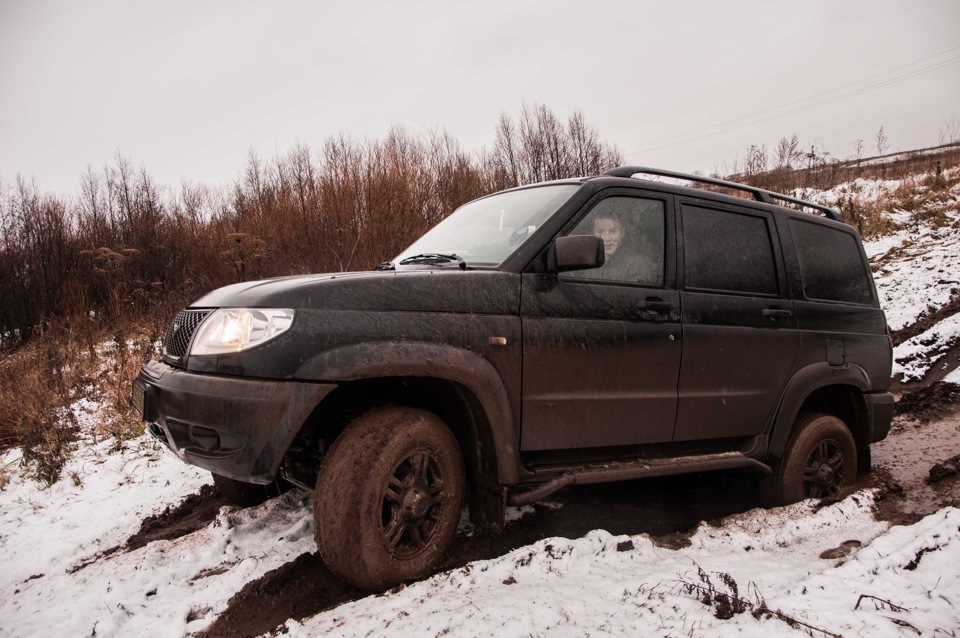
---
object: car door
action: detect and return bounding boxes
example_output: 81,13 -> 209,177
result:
520,191 -> 681,451
673,200 -> 799,442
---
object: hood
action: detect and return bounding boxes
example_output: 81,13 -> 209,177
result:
189,269 -> 521,315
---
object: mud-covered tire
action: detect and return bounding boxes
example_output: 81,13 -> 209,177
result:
314,407 -> 464,590
211,473 -> 285,508
764,413 -> 857,506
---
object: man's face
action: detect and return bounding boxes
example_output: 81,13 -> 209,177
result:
593,217 -> 624,256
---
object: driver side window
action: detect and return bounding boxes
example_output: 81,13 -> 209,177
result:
562,197 -> 665,286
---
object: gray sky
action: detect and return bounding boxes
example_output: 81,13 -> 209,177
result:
2,0 -> 958,197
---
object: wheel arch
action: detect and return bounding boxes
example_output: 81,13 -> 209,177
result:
294,342 -> 519,487
767,362 -> 872,461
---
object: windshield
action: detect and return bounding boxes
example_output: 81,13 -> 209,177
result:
394,184 -> 581,267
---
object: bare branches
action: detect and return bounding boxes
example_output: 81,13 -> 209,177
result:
487,103 -> 622,189
680,568 -> 844,638
876,126 -> 889,156
939,113 -> 960,146
0,108 -> 620,349
854,594 -> 908,612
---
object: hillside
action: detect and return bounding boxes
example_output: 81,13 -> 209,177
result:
1,156 -> 959,637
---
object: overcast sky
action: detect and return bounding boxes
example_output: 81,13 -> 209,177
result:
2,0 -> 958,197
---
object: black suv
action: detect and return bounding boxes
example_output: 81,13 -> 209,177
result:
133,167 -> 894,589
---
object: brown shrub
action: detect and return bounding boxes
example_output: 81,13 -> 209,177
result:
0,337 -> 81,484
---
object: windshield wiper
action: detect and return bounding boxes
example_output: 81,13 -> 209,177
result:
375,261 -> 395,271
398,253 -> 467,270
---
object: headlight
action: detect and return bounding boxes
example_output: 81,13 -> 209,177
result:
189,308 -> 295,355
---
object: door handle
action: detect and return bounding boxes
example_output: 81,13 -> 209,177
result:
762,307 -> 793,319
638,298 -> 674,313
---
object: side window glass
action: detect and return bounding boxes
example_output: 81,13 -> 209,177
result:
683,205 -> 778,295
561,197 -> 665,286
789,219 -> 873,304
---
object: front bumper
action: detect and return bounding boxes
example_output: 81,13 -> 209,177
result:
133,358 -> 336,483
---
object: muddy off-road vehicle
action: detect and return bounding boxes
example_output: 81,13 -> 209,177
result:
133,167 -> 894,589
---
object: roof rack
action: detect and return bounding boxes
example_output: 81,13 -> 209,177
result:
602,166 -> 843,222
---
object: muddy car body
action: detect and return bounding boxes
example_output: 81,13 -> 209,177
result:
134,167 -> 894,588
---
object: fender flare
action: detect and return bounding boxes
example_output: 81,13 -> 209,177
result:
295,341 -> 520,485
766,362 -> 871,461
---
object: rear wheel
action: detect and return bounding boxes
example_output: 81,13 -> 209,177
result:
211,473 -> 286,508
764,413 -> 857,506
314,407 -> 464,590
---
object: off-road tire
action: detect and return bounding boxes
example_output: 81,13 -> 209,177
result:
211,473 -> 285,508
313,406 -> 464,590
764,412 -> 857,506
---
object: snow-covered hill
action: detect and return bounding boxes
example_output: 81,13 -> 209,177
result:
1,168 -> 959,637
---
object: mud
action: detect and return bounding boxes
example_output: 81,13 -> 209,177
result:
926,454 -> 960,485
196,398 -> 960,637
199,553 -> 360,638
136,386 -> 960,637
869,394 -> 960,526
125,484 -> 227,551
890,292 -> 960,346
894,381 -> 960,421
198,470 -> 760,638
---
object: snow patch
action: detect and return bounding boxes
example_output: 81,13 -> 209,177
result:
893,313 -> 960,381
287,496 -> 960,637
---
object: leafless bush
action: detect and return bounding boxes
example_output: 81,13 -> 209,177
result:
486,103 -> 623,189
97,335 -> 155,444
0,335 -> 81,484
1,106 -> 626,480
775,135 -> 803,171
876,126 -> 889,156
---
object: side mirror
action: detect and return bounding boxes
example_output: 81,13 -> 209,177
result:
551,235 -> 605,272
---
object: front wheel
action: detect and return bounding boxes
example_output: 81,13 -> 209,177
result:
313,407 -> 465,590
764,413 -> 857,506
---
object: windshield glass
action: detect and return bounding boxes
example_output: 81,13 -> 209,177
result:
394,184 -> 581,267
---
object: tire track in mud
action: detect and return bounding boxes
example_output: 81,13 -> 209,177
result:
112,389 -> 953,635
125,484 -> 228,551
198,470 -> 761,638
67,483 -> 229,574
890,290 -> 960,347
201,385 -> 960,637
871,382 -> 960,526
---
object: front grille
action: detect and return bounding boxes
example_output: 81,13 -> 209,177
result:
162,310 -> 211,360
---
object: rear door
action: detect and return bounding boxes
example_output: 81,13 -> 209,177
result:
520,191 -> 681,450
673,200 -> 799,441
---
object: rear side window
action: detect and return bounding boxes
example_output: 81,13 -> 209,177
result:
682,205 -> 778,295
789,219 -> 873,304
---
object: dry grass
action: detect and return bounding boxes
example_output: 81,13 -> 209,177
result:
2,131 -> 957,487
0,325 -> 152,484
0,336 -> 83,484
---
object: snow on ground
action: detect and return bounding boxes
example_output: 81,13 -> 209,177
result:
1,168 -> 960,637
831,170 -> 960,333
4,431 -> 960,638
0,436 -> 318,637
867,218 -> 960,332
893,312 -> 960,381
288,498 -> 959,637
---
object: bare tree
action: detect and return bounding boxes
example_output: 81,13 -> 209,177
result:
853,139 -> 864,163
939,113 -> 960,145
1,106 -> 625,347
489,103 -> 621,187
875,126 -> 889,156
774,135 -> 802,170
743,144 -> 769,176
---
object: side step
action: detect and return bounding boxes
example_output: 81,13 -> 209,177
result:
507,452 -> 771,507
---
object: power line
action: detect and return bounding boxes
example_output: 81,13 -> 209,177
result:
624,46 -> 960,154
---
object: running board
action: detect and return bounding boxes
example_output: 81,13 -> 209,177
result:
508,452 -> 771,507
